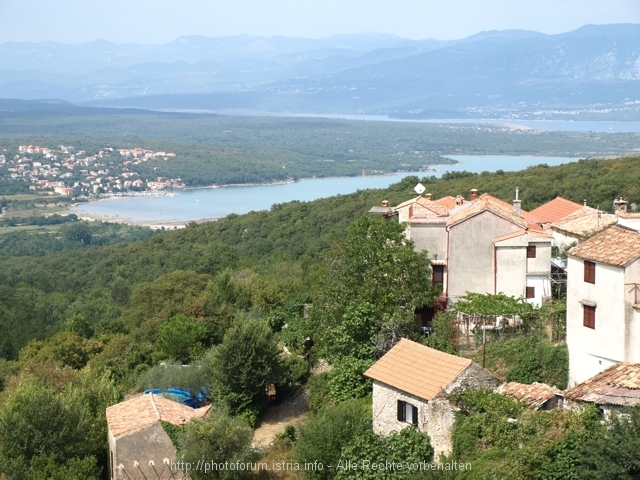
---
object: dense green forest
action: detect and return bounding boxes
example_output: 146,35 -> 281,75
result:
0,156 -> 639,479
1,111 -> 639,186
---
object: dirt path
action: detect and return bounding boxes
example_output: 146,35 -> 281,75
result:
252,389 -> 310,448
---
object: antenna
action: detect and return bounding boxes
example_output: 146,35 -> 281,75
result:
414,183 -> 426,195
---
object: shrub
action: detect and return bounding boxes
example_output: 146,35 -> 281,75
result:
293,398 -> 371,480
307,372 -> 332,413
327,357 -> 373,402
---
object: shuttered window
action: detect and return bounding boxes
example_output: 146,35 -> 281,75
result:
397,400 -> 406,422
584,305 -> 596,329
526,245 -> 537,258
432,265 -> 444,286
397,400 -> 419,425
526,286 -> 535,299
584,261 -> 596,284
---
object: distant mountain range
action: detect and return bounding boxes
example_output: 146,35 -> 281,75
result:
1,25 -> 639,119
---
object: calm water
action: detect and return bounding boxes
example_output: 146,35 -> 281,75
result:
72,155 -> 580,223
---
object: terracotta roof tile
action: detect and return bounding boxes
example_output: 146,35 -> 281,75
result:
568,225 -> 640,267
396,196 -> 449,217
435,196 -> 463,210
478,193 -> 540,224
494,230 -> 552,243
530,197 -> 584,224
497,382 -> 561,409
565,363 -> 640,406
550,206 -> 617,237
447,198 -> 529,229
364,339 -> 471,401
106,394 -> 210,437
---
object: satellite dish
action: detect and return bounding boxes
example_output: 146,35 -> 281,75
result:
414,183 -> 426,195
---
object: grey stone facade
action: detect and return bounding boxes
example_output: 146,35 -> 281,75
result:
371,363 -> 499,458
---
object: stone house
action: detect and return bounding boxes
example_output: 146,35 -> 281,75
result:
390,189 -> 552,323
364,339 -> 499,457
566,225 -> 640,386
106,393 -> 210,480
564,363 -> 640,415
497,381 -> 564,410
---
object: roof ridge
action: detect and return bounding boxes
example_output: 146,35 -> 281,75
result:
149,393 -> 161,421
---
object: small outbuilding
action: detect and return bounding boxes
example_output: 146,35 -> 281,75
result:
106,393 -> 210,480
564,362 -> 640,415
364,339 -> 499,457
497,381 -> 564,410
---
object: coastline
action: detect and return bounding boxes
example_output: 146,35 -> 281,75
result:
63,167 -> 452,229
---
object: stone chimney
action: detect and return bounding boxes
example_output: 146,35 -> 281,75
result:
381,200 -> 390,208
455,194 -> 464,206
469,189 -> 478,201
513,187 -> 522,217
425,193 -> 433,201
614,197 -> 628,214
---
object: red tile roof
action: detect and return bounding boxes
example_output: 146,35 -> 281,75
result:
106,393 -> 210,437
364,339 -> 472,401
497,382 -> 561,409
565,363 -> 640,406
550,206 -> 617,237
530,197 -> 584,224
447,197 -> 529,229
568,225 -> 640,267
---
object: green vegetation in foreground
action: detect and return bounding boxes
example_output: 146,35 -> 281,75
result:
1,113 -> 639,188
0,156 -> 639,478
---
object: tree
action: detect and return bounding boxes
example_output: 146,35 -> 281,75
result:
579,407 -> 640,479
316,216 -> 434,332
156,314 -> 206,363
0,369 -> 119,479
337,427 -> 434,479
61,223 -> 92,245
314,215 -> 434,401
175,408 -> 256,480
293,398 -> 372,480
208,319 -> 282,422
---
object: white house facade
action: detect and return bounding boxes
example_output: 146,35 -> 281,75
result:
566,225 -> 640,386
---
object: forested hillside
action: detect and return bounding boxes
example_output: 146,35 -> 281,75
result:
0,156 -> 639,479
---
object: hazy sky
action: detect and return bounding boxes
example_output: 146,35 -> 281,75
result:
0,0 -> 639,44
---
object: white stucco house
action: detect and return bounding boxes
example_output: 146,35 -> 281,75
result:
364,339 -> 499,458
566,225 -> 640,386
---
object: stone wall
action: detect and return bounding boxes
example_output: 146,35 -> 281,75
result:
372,380 -> 455,458
444,362 -> 500,395
113,423 -> 182,480
371,363 -> 499,459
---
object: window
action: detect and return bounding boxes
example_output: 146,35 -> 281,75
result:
526,286 -> 535,299
584,261 -> 596,284
397,400 -> 419,425
584,305 -> 596,329
432,265 -> 444,286
526,245 -> 537,258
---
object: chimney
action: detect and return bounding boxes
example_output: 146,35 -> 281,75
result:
513,187 -> 522,217
470,189 -> 478,201
455,194 -> 464,206
614,197 -> 628,214
381,200 -> 390,208
425,193 -> 433,201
